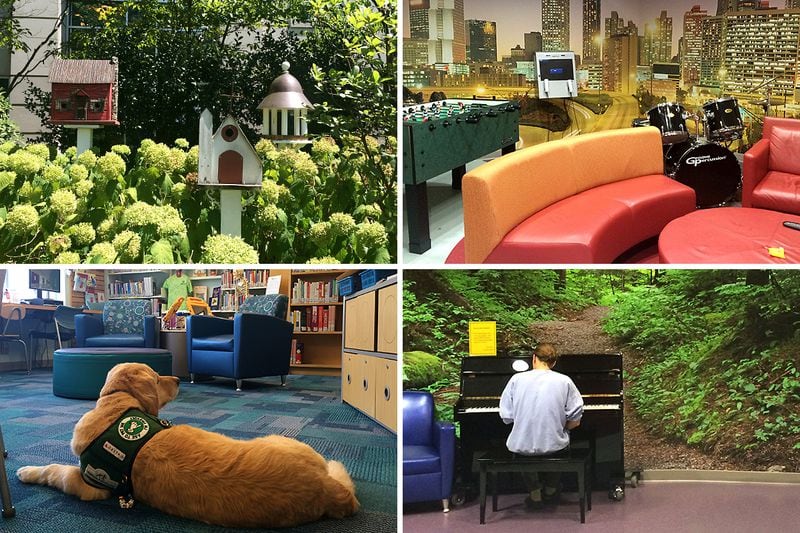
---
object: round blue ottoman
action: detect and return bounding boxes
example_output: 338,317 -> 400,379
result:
53,348 -> 173,400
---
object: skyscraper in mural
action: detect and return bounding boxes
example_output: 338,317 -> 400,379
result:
408,0 -> 466,64
643,10 -> 673,65
542,0 -> 570,51
700,15 -> 724,87
682,5 -> 708,86
583,0 -> 601,64
723,8 -> 800,98
467,20 -> 498,62
524,31 -> 543,60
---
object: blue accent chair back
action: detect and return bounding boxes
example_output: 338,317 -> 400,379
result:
186,294 -> 292,391
75,300 -> 158,348
403,390 -> 456,512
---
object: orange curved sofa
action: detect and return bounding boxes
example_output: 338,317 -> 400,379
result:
458,127 -> 697,264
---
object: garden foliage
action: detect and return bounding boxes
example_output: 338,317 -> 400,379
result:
0,135 -> 393,264
20,0 -> 397,261
603,270 -> 800,460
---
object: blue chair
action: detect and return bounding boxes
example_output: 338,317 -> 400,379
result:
403,390 -> 456,512
186,294 -> 292,391
74,300 -> 158,348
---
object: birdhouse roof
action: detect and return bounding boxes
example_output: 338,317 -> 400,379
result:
257,71 -> 313,110
49,58 -> 118,84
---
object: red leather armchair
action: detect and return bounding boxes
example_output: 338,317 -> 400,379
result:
743,117 -> 800,214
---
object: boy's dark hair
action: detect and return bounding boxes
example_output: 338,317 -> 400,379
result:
534,343 -> 559,365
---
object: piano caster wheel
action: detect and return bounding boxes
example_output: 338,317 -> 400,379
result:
609,485 -> 625,501
630,473 -> 639,488
451,490 -> 466,507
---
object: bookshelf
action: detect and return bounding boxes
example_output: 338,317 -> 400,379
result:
288,270 -> 346,376
215,269 -> 273,313
106,269 -> 166,314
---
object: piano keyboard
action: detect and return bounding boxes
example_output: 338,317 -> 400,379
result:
462,403 -> 620,414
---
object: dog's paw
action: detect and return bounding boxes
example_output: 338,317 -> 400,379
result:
17,466 -> 41,484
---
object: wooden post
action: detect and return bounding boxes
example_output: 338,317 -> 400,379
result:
64,125 -> 101,155
220,189 -> 243,237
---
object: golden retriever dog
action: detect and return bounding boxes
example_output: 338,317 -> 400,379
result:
17,362 -> 359,528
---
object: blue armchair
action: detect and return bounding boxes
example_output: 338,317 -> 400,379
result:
186,294 -> 292,391
74,300 -> 158,348
403,390 -> 456,512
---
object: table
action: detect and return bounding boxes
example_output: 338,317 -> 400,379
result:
160,329 -> 189,379
659,208 -> 800,263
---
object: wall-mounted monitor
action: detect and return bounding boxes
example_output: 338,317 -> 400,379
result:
536,51 -> 578,99
29,269 -> 61,298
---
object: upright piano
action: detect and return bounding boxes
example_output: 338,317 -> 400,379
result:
454,353 -> 625,499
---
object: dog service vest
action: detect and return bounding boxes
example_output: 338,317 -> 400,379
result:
80,408 -> 172,496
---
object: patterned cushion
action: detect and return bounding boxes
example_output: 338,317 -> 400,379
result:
103,300 -> 149,335
239,294 -> 288,318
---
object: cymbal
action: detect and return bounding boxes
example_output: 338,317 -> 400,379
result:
748,98 -> 782,106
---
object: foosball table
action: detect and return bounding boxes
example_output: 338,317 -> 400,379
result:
403,98 -> 520,254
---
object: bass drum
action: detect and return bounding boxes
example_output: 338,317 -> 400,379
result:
669,142 -> 741,208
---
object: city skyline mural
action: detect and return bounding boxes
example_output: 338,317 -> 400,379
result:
405,0 -> 721,55
404,0 -> 800,150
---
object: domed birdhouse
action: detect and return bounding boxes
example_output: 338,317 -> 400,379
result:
257,61 -> 313,145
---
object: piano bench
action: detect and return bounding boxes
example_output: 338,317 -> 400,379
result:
477,448 -> 592,524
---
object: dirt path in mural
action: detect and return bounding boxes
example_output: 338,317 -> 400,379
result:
531,305 -> 742,471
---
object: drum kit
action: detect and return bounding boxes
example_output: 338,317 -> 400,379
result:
633,97 -> 744,208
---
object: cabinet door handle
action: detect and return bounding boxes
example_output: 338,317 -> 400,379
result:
347,374 -> 351,384
384,386 -> 391,401
362,378 -> 369,391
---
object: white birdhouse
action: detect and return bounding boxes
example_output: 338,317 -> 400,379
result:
198,111 -> 262,188
257,61 -> 313,145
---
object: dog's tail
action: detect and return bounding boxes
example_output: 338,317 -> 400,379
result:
323,460 -> 360,518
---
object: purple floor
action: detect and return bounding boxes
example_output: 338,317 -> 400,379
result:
403,481 -> 799,533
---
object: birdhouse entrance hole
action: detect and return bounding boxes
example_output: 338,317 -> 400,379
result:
218,150 -> 243,185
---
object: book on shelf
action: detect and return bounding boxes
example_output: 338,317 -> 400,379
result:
291,279 -> 339,304
193,285 -> 209,302
210,286 -> 221,310
109,276 -> 154,298
289,306 -> 338,333
293,341 -> 304,364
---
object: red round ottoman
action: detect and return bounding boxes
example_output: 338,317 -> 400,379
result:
658,208 -> 800,263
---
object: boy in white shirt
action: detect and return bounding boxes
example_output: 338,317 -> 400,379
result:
499,344 -> 584,509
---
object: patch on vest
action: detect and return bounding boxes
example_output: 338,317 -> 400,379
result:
83,464 -> 119,490
103,440 -> 126,461
118,415 -> 150,441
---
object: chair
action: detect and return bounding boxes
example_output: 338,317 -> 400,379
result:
403,390 -> 455,512
0,424 -> 15,518
186,294 -> 292,391
28,305 -> 83,366
743,117 -> 800,214
74,299 -> 158,348
0,303 -> 29,374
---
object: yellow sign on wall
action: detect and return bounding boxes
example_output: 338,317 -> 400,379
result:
469,321 -> 497,356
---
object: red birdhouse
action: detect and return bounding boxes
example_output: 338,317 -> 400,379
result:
48,57 -> 119,126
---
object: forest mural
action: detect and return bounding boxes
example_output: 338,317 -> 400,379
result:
403,269 -> 800,473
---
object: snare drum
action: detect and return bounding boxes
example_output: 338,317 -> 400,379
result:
667,141 -> 741,208
648,103 -> 689,144
702,97 -> 743,142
